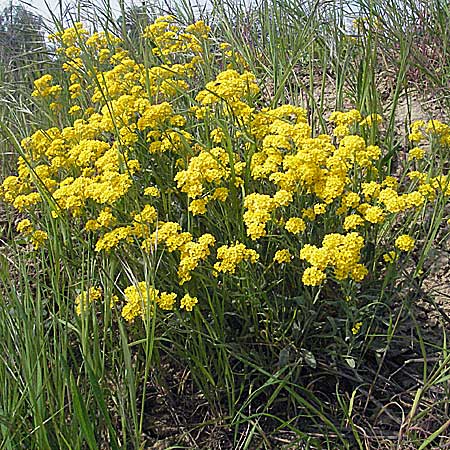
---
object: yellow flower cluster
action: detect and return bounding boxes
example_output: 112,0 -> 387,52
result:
122,281 -> 199,321
359,114 -> 383,127
75,287 -> 103,315
329,109 -> 361,137
180,294 -> 198,311
383,251 -> 398,263
194,69 -> 259,120
408,147 -> 425,160
16,218 -> 48,249
285,217 -> 306,234
143,16 -> 209,57
409,119 -> 450,145
250,105 -> 310,179
243,193 -> 278,240
214,243 -> 259,275
395,235 -> 415,252
175,146 -> 242,215
142,222 -> 215,284
300,232 -> 367,285
85,208 -> 117,232
177,234 -> 216,284
32,74 -> 62,98
122,282 -> 169,322
273,249 -> 292,264
352,321 -> 363,335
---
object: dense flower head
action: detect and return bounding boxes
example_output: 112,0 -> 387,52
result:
285,217 -> 306,234
177,233 -> 216,284
122,282 -> 159,322
273,249 -> 292,264
329,109 -> 362,136
214,242 -> 259,275
395,235 -> 415,252
174,146 -> 238,212
75,287 -> 103,315
180,293 -> 198,311
143,16 -> 210,58
300,232 -> 367,283
243,193 -> 278,240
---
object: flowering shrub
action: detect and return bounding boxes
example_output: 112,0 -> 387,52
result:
1,16 -> 449,353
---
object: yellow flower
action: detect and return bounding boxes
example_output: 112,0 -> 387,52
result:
285,217 -> 306,234
395,235 -> 415,252
75,287 -> 102,315
313,203 -> 327,215
214,242 -> 259,275
302,208 -> 316,221
243,193 -> 277,240
177,233 -> 215,284
144,186 -> 160,197
210,128 -> 225,143
408,147 -> 425,160
211,187 -> 229,202
408,120 -> 425,142
360,114 -> 382,127
68,105 -> 81,115
17,219 -> 32,234
273,249 -> 292,264
343,214 -> 364,231
122,282 -> 160,322
383,251 -> 398,263
180,294 -> 198,311
364,206 -> 385,224
157,292 -> 177,310
352,322 -> 362,335
95,227 -> 133,252
31,230 -> 48,249
189,198 -> 208,215
273,189 -> 293,207
301,232 -> 367,282
341,192 -> 361,208
302,267 -> 326,286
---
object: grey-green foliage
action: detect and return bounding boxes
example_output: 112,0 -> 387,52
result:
0,3 -> 48,80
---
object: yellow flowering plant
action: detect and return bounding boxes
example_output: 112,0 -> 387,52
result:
1,16 -> 449,441
3,16 -> 449,327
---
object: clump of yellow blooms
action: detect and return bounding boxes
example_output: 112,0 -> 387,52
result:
121,281 -> 191,322
122,282 -> 159,322
359,114 -> 382,127
1,16 -> 449,327
300,233 -> 367,285
175,145 -> 242,215
243,193 -> 278,240
285,217 -> 306,234
409,119 -> 450,145
352,322 -> 363,335
75,287 -> 103,315
329,109 -> 362,137
32,74 -> 62,98
180,294 -> 198,311
395,235 -> 415,252
408,147 -> 425,160
214,243 -> 259,275
16,218 -> 48,249
383,251 -> 398,263
194,69 -> 259,121
273,249 -> 292,264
